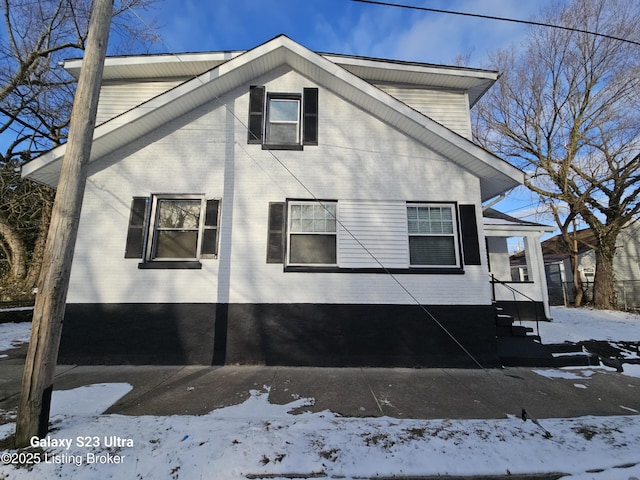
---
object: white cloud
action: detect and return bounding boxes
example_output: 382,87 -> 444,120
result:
339,0 -> 561,66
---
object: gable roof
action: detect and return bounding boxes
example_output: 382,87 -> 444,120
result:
22,35 -> 524,200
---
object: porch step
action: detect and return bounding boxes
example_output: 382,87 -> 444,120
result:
546,342 -> 584,354
497,337 -> 554,367
499,339 -> 601,367
496,325 -> 538,338
551,352 -> 600,367
496,314 -> 514,327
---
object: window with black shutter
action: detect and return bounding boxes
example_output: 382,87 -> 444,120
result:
125,195 -> 220,268
247,86 -> 318,149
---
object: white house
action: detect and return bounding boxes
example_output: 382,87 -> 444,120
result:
22,35 -> 550,367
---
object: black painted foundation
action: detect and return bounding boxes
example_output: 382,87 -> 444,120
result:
60,303 -> 500,368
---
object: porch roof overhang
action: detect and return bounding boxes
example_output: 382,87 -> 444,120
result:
483,208 -> 555,237
23,35 -> 523,201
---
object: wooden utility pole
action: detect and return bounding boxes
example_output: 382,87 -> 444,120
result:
15,0 -> 114,447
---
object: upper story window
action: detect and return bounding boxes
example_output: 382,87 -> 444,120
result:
267,94 -> 301,145
248,86 -> 318,150
125,195 -> 220,269
407,204 -> 460,268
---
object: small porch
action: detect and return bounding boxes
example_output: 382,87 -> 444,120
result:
483,209 -> 556,322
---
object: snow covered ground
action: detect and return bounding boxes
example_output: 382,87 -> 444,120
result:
1,307 -> 639,480
0,321 -> 31,359
540,306 -> 640,344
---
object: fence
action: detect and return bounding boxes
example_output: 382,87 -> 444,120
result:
549,280 -> 640,311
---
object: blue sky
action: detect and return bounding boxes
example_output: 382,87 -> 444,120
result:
135,0 -> 557,66
127,0 -> 562,225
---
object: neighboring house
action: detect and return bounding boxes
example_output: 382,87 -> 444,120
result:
23,35 -> 549,367
514,222 -> 640,308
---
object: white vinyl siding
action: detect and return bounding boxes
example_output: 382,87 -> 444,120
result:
96,80 -> 182,125
338,201 -> 409,269
68,70 -> 490,306
376,85 -> 472,139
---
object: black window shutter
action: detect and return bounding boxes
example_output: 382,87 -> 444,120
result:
125,197 -> 148,258
303,88 -> 318,145
201,199 -> 220,256
248,85 -> 265,144
267,202 -> 285,263
459,204 -> 482,266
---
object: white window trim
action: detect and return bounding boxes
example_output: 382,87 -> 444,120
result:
266,94 -> 301,146
146,194 -> 207,262
407,203 -> 461,268
287,200 -> 338,267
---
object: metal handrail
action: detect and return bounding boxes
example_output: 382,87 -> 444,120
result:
490,274 -> 540,338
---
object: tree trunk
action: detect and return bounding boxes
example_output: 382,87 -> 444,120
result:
569,250 -> 584,307
25,204 -> 53,288
0,215 -> 27,278
593,240 -> 616,309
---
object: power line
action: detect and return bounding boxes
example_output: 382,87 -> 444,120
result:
352,0 -> 640,47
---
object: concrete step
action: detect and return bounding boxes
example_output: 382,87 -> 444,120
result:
546,342 -> 584,354
497,337 -> 554,367
551,352 -> 601,367
495,314 -> 514,327
511,325 -> 535,337
497,337 -> 600,367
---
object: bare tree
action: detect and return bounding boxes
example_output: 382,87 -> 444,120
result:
475,0 -> 640,310
0,0 -> 159,298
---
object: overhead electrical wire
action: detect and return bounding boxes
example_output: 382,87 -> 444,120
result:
352,0 -> 640,47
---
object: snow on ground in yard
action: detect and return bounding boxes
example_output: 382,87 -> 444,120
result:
1,384 -> 640,480
541,306 -> 640,344
1,309 -> 640,479
0,322 -> 31,358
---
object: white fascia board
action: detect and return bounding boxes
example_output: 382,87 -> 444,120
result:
63,51 -> 247,80
484,223 -> 556,237
321,53 -> 499,81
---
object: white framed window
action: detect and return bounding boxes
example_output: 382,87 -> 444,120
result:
266,94 -> 301,145
287,201 -> 337,265
248,87 -> 318,148
144,195 -> 219,261
407,204 -> 460,267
